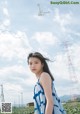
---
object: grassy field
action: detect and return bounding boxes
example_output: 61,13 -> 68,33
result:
64,101 -> 80,114
12,106 -> 34,114
0,101 -> 80,114
0,106 -> 34,114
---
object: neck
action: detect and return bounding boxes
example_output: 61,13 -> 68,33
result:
36,70 -> 43,79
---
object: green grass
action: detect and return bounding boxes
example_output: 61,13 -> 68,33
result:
63,101 -> 80,114
0,106 -> 34,114
12,106 -> 34,114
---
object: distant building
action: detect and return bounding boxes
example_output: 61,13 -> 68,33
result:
27,102 -> 34,107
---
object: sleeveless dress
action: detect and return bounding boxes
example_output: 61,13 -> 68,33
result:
33,79 -> 66,114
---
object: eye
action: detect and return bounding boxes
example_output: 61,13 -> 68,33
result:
29,62 -> 32,65
35,61 -> 38,64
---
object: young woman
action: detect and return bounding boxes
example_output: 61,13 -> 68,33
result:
27,52 -> 66,114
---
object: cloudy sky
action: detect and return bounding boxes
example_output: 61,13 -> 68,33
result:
0,0 -> 80,105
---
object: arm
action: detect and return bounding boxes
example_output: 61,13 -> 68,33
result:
40,72 -> 54,114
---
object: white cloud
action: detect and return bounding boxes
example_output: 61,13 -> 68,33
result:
0,31 -> 31,60
0,65 -> 26,75
0,1 -> 10,30
0,19 -> 10,31
3,7 -> 9,17
34,14 -> 44,20
51,54 -> 69,80
70,44 -> 80,81
53,8 -> 72,32
3,19 -> 10,26
4,83 -> 23,92
0,64 -> 36,88
32,32 -> 57,45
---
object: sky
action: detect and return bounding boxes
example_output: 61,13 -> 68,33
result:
0,0 -> 80,106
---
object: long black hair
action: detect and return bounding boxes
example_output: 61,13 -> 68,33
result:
27,52 -> 54,81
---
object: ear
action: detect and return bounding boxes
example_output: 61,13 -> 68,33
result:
42,63 -> 44,67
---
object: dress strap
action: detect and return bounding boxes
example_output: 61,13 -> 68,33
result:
37,76 -> 41,82
38,78 -> 40,82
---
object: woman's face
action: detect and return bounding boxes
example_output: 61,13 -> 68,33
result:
28,57 -> 44,75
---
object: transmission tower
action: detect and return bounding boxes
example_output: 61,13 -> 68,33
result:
37,3 -> 50,16
0,84 -> 5,102
63,40 -> 78,101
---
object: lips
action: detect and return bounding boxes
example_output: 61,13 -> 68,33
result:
32,69 -> 36,71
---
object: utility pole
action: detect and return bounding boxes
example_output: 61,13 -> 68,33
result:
0,84 -> 5,102
21,92 -> 23,107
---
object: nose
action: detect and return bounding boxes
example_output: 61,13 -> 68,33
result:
31,64 -> 35,68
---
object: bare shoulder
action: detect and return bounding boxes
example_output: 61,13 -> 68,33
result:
40,72 -> 50,79
40,72 -> 52,85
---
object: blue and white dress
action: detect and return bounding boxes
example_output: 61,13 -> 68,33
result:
33,79 -> 66,114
